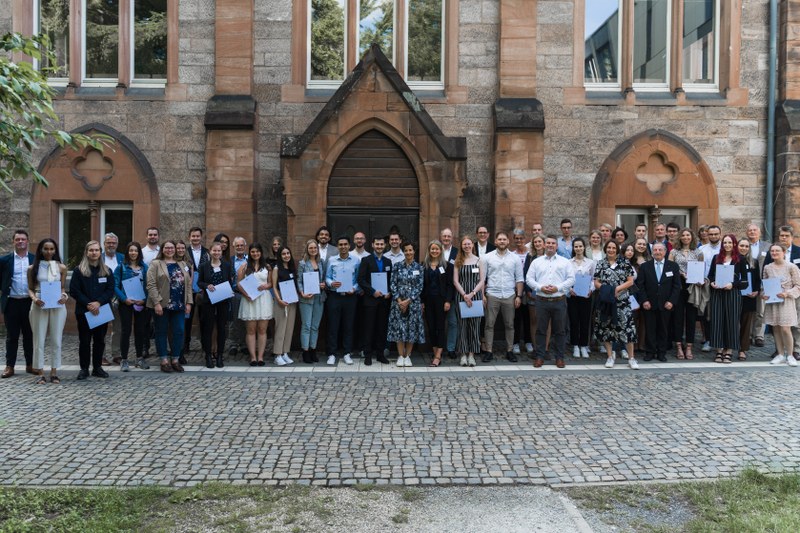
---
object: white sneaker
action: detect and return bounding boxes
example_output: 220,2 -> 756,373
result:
628,358 -> 640,370
282,353 -> 294,365
600,345 -> 607,354
621,349 -> 629,360
771,354 -> 787,365
404,357 -> 413,367
274,355 -> 286,366
512,344 -> 521,355
580,347 -> 590,358
573,346 -> 580,358
396,356 -> 405,367
788,356 -> 798,367
701,341 -> 711,352
525,342 -> 534,353
468,354 -> 476,367
343,353 -> 354,365
605,356 -> 615,368
327,355 -> 336,365
460,355 -> 468,367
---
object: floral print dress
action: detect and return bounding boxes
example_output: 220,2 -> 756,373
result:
387,260 -> 425,344
593,258 -> 638,344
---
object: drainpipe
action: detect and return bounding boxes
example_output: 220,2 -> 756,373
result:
765,0 -> 777,240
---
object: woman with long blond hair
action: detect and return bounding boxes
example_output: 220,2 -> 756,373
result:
453,235 -> 485,367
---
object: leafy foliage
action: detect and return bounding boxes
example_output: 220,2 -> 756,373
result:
310,0 -> 345,80
0,32 -> 112,192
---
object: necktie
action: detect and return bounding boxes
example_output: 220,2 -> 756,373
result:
656,262 -> 663,280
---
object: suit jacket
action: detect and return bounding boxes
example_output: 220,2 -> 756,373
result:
421,262 -> 455,302
357,254 -> 393,307
475,242 -> 496,257
196,261 -> 234,305
750,239 -> 771,270
0,251 -> 35,313
763,243 -> 800,272
188,246 -> 210,271
635,259 -> 682,309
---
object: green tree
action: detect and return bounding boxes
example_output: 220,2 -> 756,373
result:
359,0 -> 394,59
0,33 -> 112,192
310,0 -> 345,80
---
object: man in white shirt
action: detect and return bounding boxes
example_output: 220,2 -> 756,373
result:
481,232 -> 524,362
349,231 -> 370,260
475,226 -> 495,257
316,226 -> 331,262
526,235 -> 575,368
141,227 -> 160,265
746,224 -> 770,346
228,237 -> 248,356
184,226 -> 209,358
634,223 -> 648,241
0,230 -> 34,378
385,231 -> 405,265
103,232 -> 124,365
698,225 -> 721,352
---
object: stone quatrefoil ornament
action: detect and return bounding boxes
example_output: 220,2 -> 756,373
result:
635,153 -> 677,194
71,149 -> 115,191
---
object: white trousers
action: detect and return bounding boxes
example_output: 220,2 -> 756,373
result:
29,304 -> 67,370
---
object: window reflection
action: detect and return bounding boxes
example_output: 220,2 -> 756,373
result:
359,0 -> 393,60
134,0 -> 167,80
310,0 -> 346,81
683,0 -> 716,84
584,0 -> 620,84
39,0 -> 70,77
632,0 -> 669,84
85,0 -> 119,79
407,0 -> 442,82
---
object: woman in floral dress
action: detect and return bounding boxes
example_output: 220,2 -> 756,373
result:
387,242 -> 425,367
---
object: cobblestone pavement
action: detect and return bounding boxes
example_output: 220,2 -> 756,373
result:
1,336 -> 798,488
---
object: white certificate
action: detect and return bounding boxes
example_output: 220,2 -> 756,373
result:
371,272 -> 388,295
238,273 -> 265,300
763,277 -> 784,304
207,281 -> 234,304
686,261 -> 705,284
629,294 -> 640,311
335,267 -> 353,293
573,273 -> 592,298
122,276 -> 146,301
714,264 -> 734,287
740,272 -> 753,296
459,301 -> 484,318
302,271 -> 321,295
279,280 -> 299,304
40,281 -> 63,309
85,303 -> 114,330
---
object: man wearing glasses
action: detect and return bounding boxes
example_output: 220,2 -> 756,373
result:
557,219 -> 574,259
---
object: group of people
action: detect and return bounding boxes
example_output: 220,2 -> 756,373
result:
2,218 -> 799,383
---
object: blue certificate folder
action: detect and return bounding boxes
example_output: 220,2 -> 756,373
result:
714,264 -> 734,287
573,274 -> 592,297
85,303 -> 114,330
459,301 -> 484,318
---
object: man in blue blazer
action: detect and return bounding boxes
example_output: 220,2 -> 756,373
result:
1,230 -> 36,378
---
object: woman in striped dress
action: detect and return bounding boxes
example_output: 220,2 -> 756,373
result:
707,234 -> 748,363
453,235 -> 485,367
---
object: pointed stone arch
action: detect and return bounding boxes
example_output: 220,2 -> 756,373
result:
589,129 -> 719,229
30,123 -> 160,242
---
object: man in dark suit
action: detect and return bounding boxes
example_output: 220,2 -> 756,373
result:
475,226 -> 496,257
440,228 -> 458,357
357,235 -> 392,365
636,243 -> 681,362
184,226 -> 209,356
764,225 -> 800,359
1,230 -> 36,378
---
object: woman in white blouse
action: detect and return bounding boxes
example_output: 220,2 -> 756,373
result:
568,238 -> 595,358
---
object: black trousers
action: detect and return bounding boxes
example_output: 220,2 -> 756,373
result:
644,307 -> 672,355
326,292 -> 357,355
76,313 -> 108,370
424,294 -> 447,349
513,303 -> 531,345
361,297 -> 391,356
567,296 -> 592,346
200,302 -> 229,356
672,288 -> 698,344
4,297 -> 33,367
118,303 -> 151,359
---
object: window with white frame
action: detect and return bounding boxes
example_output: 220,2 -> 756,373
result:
585,0 -> 719,91
59,203 -> 133,269
35,0 -> 70,82
308,0 -> 444,90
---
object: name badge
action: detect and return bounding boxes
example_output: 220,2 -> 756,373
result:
184,266 -> 190,272
289,273 -> 294,279
449,259 -> 455,264
665,271 -> 673,277
213,267 -> 221,273
471,267 -> 479,274
412,270 -> 420,276
385,266 -> 391,272
98,277 -> 107,283
761,251 -> 767,257
439,266 -> 445,274
610,263 -> 617,269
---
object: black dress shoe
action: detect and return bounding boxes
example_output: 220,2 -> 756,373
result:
216,354 -> 224,368
377,354 -> 390,364
644,353 -> 654,362
364,356 -> 373,366
507,351 -> 518,363
76,369 -> 90,380
91,368 -> 109,378
249,360 -> 258,367
179,355 -> 188,365
657,354 -> 667,362
482,352 -> 494,363
310,349 -> 319,363
206,354 -> 215,368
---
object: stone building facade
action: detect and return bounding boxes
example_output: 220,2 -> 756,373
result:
1,0 -> 796,264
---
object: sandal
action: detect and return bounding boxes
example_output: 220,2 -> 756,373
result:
722,353 -> 732,364
49,375 -> 60,384
676,343 -> 685,360
714,352 -> 723,363
738,351 -> 747,361
685,345 -> 694,360
429,357 -> 442,367
34,375 -> 47,385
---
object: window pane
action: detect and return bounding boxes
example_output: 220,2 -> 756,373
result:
407,0 -> 442,82
584,0 -> 620,84
62,208 -> 91,270
310,0 -> 346,81
39,0 -> 70,77
633,0 -> 669,84
359,0 -> 394,61
103,208 -> 133,249
134,0 -> 167,79
85,0 -> 119,79
683,0 -> 716,84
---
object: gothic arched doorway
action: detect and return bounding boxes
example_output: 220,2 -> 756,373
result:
326,130 -> 420,244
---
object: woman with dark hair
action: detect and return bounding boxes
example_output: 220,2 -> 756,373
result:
707,234 -> 748,363
737,238 -> 762,361
568,237 -> 594,358
114,241 -> 149,372
237,242 -> 273,365
69,240 -> 116,380
27,238 -> 68,383
198,241 -> 233,368
668,228 -> 704,360
422,240 -> 453,367
612,227 -> 628,247
632,238 -> 651,268
213,233 -> 231,262
146,240 -> 193,373
271,245 -> 298,366
387,241 -> 425,367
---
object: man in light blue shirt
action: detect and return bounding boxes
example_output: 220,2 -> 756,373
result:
557,218 -> 574,259
228,237 -> 248,356
324,235 -> 361,365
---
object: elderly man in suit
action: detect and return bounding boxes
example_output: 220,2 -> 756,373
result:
636,243 -> 682,362
0,230 -> 36,378
746,224 -> 771,347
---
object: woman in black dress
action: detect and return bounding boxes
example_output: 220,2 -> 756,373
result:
422,240 -> 453,367
197,242 -> 233,368
736,238 -> 761,361
707,234 -> 748,363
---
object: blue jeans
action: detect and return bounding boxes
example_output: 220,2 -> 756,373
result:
154,309 -> 185,361
299,295 -> 324,350
446,305 -> 458,352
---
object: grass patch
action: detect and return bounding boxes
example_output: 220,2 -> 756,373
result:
400,488 -> 423,503
390,507 -> 410,524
